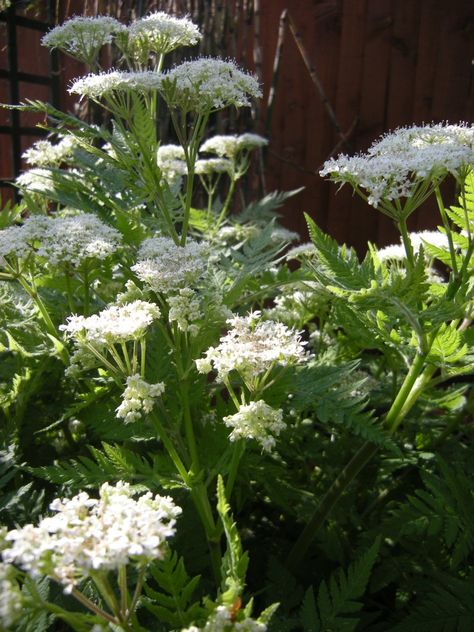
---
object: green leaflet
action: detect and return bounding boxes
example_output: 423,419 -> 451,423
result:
299,537 -> 380,632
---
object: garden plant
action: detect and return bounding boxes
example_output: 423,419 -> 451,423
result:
0,11 -> 474,632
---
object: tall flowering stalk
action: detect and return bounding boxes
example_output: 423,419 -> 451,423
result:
288,125 -> 474,568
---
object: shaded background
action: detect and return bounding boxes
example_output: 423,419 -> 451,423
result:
1,0 -> 473,250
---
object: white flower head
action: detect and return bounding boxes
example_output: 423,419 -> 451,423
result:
320,123 -> 474,208
2,482 -> 181,592
132,237 -> 209,294
116,374 -> 165,423
22,136 -> 77,167
181,605 -> 269,631
118,12 -> 201,62
38,213 -> 121,267
409,230 -> 450,253
270,227 -> 299,243
223,400 -> 285,452
157,144 -> 187,186
69,70 -> 163,99
61,300 -> 161,346
15,167 -> 54,194
0,215 -> 49,265
376,243 -> 407,262
286,242 -> 315,260
161,58 -> 262,112
167,287 -> 202,335
196,311 -> 308,383
195,158 -> 233,175
200,133 -> 268,159
42,16 -> 126,63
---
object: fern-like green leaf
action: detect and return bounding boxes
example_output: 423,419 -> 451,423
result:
143,550 -> 204,627
299,537 -> 380,631
386,458 -> 474,568
391,572 -> 474,631
216,474 -> 249,604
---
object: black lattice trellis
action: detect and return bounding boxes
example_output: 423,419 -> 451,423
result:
0,0 -> 60,201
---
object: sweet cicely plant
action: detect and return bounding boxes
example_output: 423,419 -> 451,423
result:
1,9 -> 474,632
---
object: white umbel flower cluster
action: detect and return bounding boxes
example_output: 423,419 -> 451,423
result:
157,144 -> 188,185
69,69 -> 162,99
200,133 -> 268,159
15,167 -> 53,193
161,58 -> 262,112
38,213 -> 121,267
0,213 -> 121,268
195,158 -> 233,175
196,311 -> 308,383
182,605 -> 268,632
167,287 -> 202,335
116,374 -> 165,423
223,400 -> 285,452
121,11 -> 201,58
0,215 -> 49,265
2,482 -> 181,592
22,136 -> 77,167
320,123 -> 474,208
61,300 -> 161,345
377,230 -> 450,263
42,16 -> 126,63
0,563 -> 22,629
132,237 -> 208,294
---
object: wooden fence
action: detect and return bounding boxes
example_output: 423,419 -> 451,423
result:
1,0 -> 473,250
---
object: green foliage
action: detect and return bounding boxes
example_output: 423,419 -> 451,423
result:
299,537 -> 380,632
143,551 -> 204,628
29,442 -> 183,491
391,572 -> 474,632
216,475 -> 249,604
386,458 -> 474,568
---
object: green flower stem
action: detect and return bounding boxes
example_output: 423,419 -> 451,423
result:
223,377 -> 241,410
121,342 -> 133,375
434,184 -> 459,275
215,177 -> 236,232
181,112 -> 210,246
91,572 -> 120,617
109,344 -> 129,376
82,266 -> 90,316
180,378 -> 200,470
397,217 -> 416,272
225,440 -> 245,499
64,266 -> 76,313
128,566 -> 146,619
149,409 -> 190,485
140,338 -> 147,377
17,274 -> 58,339
84,343 -> 123,385
118,565 -> 129,618
191,482 -> 222,584
286,345 -> 434,571
70,587 -> 118,625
